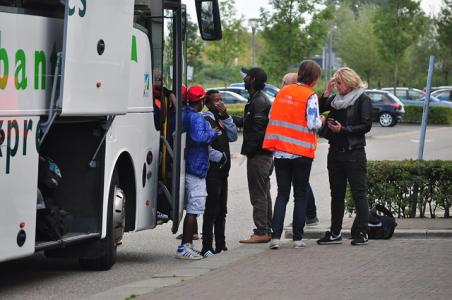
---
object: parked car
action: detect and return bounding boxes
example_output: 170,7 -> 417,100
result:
366,90 -> 405,127
432,88 -> 452,102
432,85 -> 452,92
381,87 -> 452,108
381,87 -> 425,101
228,83 -> 279,101
213,90 -> 248,104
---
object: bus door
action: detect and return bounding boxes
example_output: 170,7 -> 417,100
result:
59,0 -> 134,116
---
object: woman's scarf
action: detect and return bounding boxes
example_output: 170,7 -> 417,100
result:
331,88 -> 364,110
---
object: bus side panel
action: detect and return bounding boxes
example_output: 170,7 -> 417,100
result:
127,29 -> 153,112
0,116 -> 39,262
0,12 -> 63,117
103,113 -> 159,237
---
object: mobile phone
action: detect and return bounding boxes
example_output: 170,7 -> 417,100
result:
327,118 -> 336,123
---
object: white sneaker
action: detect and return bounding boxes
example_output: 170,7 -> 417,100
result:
269,239 -> 280,249
176,244 -> 203,260
293,240 -> 306,248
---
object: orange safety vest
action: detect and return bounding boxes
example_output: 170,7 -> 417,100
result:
263,84 -> 317,158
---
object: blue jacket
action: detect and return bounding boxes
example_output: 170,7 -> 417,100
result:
183,106 -> 217,178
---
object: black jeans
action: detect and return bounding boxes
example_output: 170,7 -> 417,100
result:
327,147 -> 369,236
306,183 -> 317,219
247,154 -> 274,236
272,157 -> 313,241
202,174 -> 228,251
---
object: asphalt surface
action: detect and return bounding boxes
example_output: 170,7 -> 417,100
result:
0,124 -> 451,299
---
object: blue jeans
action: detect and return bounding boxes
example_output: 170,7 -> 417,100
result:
272,157 -> 313,241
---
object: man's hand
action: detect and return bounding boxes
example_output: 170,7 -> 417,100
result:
215,100 -> 227,116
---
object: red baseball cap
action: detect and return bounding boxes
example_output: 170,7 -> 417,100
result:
187,85 -> 206,103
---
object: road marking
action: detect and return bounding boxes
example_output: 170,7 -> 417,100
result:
371,127 -> 450,139
411,139 -> 432,143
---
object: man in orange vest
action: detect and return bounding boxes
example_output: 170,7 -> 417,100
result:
263,60 -> 324,249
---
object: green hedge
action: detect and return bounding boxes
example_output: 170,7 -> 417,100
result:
226,104 -> 245,119
402,105 -> 452,124
345,160 -> 452,218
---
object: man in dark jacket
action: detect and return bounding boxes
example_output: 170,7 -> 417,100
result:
239,67 -> 274,243
201,90 -> 238,257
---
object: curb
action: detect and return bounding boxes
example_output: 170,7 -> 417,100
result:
87,244 -> 269,300
284,228 -> 452,239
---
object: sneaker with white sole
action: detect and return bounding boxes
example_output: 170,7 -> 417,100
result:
293,240 -> 306,248
176,244 -> 203,260
317,231 -> 342,245
351,232 -> 368,246
269,239 -> 280,249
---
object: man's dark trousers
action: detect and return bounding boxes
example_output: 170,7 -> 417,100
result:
202,173 -> 228,251
247,154 -> 274,236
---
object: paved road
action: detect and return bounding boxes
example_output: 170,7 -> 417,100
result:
0,124 -> 451,299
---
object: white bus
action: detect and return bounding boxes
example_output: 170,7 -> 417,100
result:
0,0 -> 222,270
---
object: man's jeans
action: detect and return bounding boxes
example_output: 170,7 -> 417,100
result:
327,147 -> 369,236
272,157 -> 313,241
247,154 -> 274,236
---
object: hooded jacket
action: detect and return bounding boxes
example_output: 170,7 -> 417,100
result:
183,106 -> 217,178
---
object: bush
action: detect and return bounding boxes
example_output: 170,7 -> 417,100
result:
345,160 -> 452,218
226,104 -> 245,118
402,105 -> 452,124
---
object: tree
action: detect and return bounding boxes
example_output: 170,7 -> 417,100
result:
258,0 -> 333,84
334,5 -> 385,87
185,14 -> 204,82
436,0 -> 452,84
373,0 -> 426,88
203,0 -> 245,87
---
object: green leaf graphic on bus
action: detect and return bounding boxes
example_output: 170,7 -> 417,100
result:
68,0 -> 86,17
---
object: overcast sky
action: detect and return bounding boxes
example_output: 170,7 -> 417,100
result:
185,0 -> 444,25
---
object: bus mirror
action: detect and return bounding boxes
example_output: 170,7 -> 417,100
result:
195,0 -> 222,41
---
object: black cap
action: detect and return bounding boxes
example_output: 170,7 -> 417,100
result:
241,67 -> 267,83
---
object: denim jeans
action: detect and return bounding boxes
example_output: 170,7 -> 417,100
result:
272,157 -> 313,241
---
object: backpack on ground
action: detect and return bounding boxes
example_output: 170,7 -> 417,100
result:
351,204 -> 397,239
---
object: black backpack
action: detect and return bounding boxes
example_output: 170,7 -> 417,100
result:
351,204 -> 397,239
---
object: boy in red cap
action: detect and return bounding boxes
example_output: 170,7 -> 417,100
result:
177,85 -> 218,260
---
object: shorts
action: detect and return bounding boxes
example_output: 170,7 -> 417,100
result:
185,173 -> 207,215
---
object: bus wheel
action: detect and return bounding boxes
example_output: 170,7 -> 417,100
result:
79,170 -> 126,270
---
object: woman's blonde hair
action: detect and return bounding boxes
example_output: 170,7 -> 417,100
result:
333,67 -> 367,89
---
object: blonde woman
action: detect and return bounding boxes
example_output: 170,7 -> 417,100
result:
317,67 -> 372,246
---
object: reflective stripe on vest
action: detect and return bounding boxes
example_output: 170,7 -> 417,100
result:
268,119 -> 313,134
264,134 -> 315,149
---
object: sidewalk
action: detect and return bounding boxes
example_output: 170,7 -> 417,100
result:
285,217 -> 452,239
140,239 -> 452,300
89,218 -> 452,300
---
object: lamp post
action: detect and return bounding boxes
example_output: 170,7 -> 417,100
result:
248,18 -> 259,67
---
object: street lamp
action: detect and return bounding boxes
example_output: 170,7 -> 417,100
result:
248,18 -> 259,67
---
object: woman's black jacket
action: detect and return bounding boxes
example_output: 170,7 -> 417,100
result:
319,92 -> 373,150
